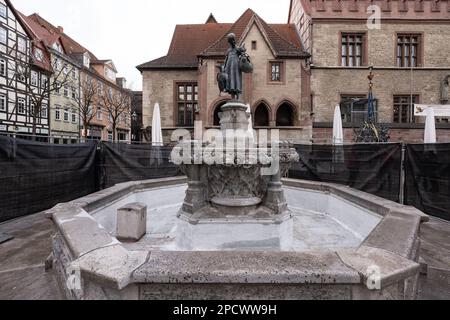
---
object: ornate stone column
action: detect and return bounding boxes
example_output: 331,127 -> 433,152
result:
263,166 -> 289,216
181,164 -> 206,216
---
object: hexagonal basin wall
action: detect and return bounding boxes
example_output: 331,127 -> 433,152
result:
90,184 -> 382,252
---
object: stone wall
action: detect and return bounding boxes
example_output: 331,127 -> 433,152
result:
312,22 -> 450,68
308,21 -> 450,142
312,68 -> 449,123
142,69 -> 198,143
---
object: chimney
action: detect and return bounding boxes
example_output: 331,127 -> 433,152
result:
57,26 -> 64,33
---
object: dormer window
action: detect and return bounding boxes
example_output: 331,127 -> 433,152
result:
105,67 -> 115,81
53,42 -> 63,54
34,48 -> 44,62
83,53 -> 90,68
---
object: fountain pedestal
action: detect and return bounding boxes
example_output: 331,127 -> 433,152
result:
176,100 -> 299,224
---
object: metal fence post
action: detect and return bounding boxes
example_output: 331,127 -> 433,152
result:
399,143 -> 406,205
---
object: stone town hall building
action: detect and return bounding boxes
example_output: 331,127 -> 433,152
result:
289,0 -> 450,143
138,9 -> 312,143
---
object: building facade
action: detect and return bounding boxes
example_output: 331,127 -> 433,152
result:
289,0 -> 450,143
0,5 -> 131,144
23,14 -> 81,144
0,0 -> 50,140
131,90 -> 143,142
138,10 -> 312,144
83,59 -> 131,142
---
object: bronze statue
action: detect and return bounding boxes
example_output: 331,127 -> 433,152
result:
217,33 -> 253,101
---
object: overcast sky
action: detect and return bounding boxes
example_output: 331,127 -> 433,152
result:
12,0 -> 291,91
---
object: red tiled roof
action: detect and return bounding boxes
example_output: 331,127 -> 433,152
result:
26,13 -> 98,60
137,22 -> 232,70
16,12 -> 53,72
21,13 -> 124,88
138,9 -> 308,71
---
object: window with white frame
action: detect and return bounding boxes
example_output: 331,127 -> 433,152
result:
31,71 -> 38,86
41,75 -> 48,89
63,63 -> 68,75
63,84 -> 69,97
41,105 -> 48,118
71,86 -> 77,99
34,48 -> 44,62
0,58 -> 6,76
55,105 -> 61,120
64,108 -> 69,121
0,94 -> 6,111
54,58 -> 61,71
97,106 -> 103,120
17,98 -> 25,114
30,102 -> 35,115
55,81 -> 61,94
0,27 -> 7,45
0,3 -> 7,18
18,37 -> 26,53
71,110 -> 77,123
72,69 -> 76,79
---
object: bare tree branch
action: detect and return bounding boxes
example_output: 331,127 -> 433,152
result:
14,48 -> 77,139
102,88 -> 131,142
71,75 -> 98,139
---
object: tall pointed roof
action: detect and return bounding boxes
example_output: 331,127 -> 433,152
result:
200,9 -> 307,58
206,13 -> 218,24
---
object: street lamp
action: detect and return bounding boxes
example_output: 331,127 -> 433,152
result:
367,66 -> 375,122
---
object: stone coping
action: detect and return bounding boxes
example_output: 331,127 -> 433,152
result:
48,177 -> 426,293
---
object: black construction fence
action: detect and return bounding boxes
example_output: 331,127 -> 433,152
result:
405,144 -> 450,221
0,136 -> 98,222
0,136 -> 449,222
99,142 -> 181,189
289,143 -> 403,203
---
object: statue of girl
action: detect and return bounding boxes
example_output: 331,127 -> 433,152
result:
219,33 -> 251,101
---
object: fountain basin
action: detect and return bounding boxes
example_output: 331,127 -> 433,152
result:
48,177 -> 428,300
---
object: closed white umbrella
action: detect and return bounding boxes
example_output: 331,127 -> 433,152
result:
152,103 -> 163,147
246,104 -> 254,142
424,107 -> 437,144
333,105 -> 344,145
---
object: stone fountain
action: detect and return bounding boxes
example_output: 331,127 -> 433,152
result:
46,31 -> 428,301
175,100 -> 299,223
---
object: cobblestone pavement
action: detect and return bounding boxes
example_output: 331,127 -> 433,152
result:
0,212 -> 449,300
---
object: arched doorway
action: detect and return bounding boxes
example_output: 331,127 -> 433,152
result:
254,103 -> 270,127
213,101 -> 227,126
276,102 -> 295,127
